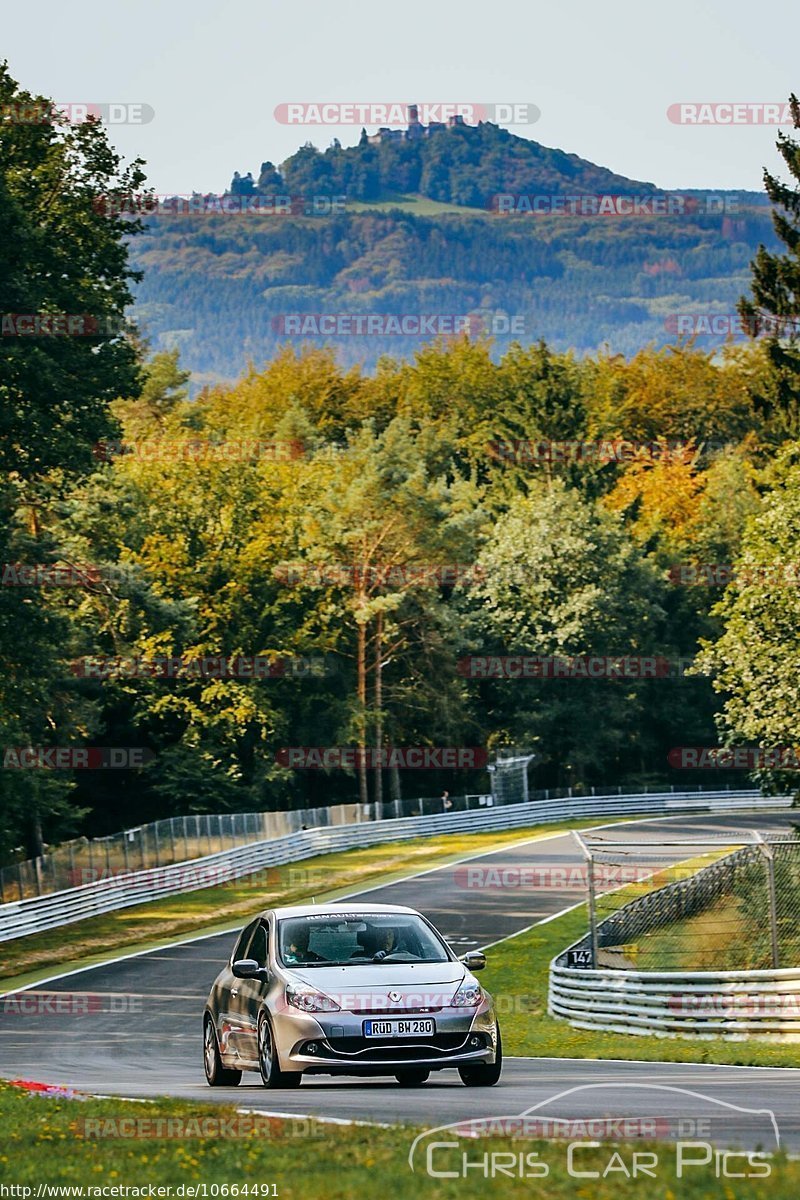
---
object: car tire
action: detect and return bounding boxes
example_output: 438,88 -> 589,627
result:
258,1011 -> 302,1088
394,1069 -> 430,1086
458,1026 -> 502,1087
203,1015 -> 242,1087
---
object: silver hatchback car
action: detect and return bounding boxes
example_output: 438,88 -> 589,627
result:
203,903 -> 502,1088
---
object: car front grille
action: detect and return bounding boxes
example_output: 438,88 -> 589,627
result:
350,1006 -> 442,1015
315,1032 -> 486,1060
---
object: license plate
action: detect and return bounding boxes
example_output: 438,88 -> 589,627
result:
363,1018 -> 435,1038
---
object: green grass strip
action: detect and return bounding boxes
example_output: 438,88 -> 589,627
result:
1,1080 -> 797,1196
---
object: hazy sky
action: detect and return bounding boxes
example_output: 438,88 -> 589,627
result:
4,0 -> 799,194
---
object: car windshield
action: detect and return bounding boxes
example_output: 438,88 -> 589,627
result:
277,913 -> 450,967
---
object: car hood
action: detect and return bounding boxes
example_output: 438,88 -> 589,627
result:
286,961 -> 466,993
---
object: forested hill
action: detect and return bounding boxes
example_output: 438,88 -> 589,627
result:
241,121 -> 661,207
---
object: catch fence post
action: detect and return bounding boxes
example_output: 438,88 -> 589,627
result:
754,833 -> 780,969
573,832 -> 599,967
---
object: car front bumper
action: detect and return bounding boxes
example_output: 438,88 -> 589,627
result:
272,1002 -> 498,1073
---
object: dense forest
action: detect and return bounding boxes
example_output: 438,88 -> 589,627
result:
131,201 -> 779,385
3,66 -> 800,864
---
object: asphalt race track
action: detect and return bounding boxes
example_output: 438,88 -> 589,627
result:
1,810 -> 799,1149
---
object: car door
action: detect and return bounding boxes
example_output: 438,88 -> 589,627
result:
218,919 -> 259,1063
229,919 -> 271,1065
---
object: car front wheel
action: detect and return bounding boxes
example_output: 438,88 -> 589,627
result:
458,1026 -> 502,1087
258,1012 -> 302,1088
203,1015 -> 242,1087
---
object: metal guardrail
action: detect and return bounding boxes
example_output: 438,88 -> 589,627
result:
549,961 -> 800,1039
0,789 -> 787,943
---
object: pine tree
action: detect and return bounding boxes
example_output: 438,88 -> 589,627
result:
739,94 -> 800,436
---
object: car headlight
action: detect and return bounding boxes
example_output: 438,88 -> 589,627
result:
286,983 -> 341,1013
450,979 -> 483,1007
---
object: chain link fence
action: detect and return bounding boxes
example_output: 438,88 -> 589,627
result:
571,828 -> 800,971
0,793 -> 498,902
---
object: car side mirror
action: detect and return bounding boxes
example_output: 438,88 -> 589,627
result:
460,950 -> 486,972
232,958 -> 268,980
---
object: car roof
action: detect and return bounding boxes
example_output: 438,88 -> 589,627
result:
266,903 -> 420,919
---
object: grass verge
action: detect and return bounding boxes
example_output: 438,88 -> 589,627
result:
1,1080 -> 796,1197
346,192 -> 484,216
628,894 -> 747,970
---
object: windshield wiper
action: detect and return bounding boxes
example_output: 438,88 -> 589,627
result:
364,954 -> 446,964
286,960 -> 348,967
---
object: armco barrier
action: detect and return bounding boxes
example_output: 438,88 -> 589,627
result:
0,790 -> 790,943
549,960 -> 800,1040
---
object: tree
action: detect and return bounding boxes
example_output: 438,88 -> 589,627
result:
0,64 -> 146,856
461,481 -> 666,786
0,479 -> 90,858
696,451 -> 800,793
257,161 -> 283,192
604,445 -> 706,559
584,344 -> 757,450
283,418 -> 483,808
0,63 -> 145,479
110,349 -> 189,436
739,94 -> 800,438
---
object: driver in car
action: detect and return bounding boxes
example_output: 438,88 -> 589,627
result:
373,927 -> 396,957
351,926 -> 397,959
